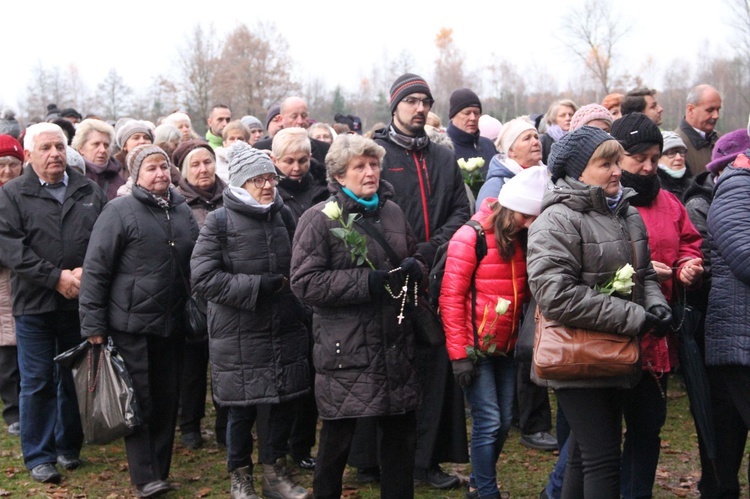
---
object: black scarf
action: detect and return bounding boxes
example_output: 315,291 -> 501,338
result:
388,123 -> 429,151
620,171 -> 661,206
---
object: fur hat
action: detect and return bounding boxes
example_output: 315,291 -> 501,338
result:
0,109 -> 21,139
449,88 -> 482,119
661,131 -> 686,154
549,126 -> 614,182
0,134 -> 24,162
496,117 -> 536,155
116,120 -> 154,149
498,165 -> 548,216
570,104 -> 613,131
127,144 -> 169,182
389,73 -> 432,115
706,128 -> 750,175
610,112 -> 663,154
227,140 -> 275,187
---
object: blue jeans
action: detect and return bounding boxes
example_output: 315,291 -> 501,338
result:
15,312 -> 83,469
463,355 -> 516,498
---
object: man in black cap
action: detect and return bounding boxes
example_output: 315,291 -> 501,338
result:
445,88 -> 496,179
373,73 -> 471,489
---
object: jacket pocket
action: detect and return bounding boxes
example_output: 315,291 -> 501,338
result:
313,314 -> 370,371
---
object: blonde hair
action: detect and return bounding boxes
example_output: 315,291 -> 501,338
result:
72,119 -> 115,152
273,128 -> 311,159
588,139 -> 623,165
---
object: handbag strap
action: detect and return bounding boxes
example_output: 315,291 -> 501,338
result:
353,217 -> 401,268
466,220 -> 486,350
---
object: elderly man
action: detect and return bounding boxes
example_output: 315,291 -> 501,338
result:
445,88 -> 496,179
255,97 -> 330,185
205,104 -> 232,150
675,84 -> 723,176
374,73 -> 471,489
0,123 -> 106,484
621,87 -> 664,126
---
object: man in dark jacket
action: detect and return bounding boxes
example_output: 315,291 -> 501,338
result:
375,73 -> 471,489
445,88 -> 496,179
675,84 -> 722,176
0,123 -> 106,484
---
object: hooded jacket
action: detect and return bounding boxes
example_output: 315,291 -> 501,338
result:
475,154 -> 519,209
0,166 -> 106,316
705,164 -> 750,366
526,177 -> 667,389
374,127 -> 471,266
440,198 -> 529,360
290,180 -> 423,419
79,187 -> 198,338
190,188 -> 309,405
446,122 -> 496,179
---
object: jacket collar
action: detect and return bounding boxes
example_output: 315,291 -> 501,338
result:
446,121 -> 480,148
679,118 -> 718,149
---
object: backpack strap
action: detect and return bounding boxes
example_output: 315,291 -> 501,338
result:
214,207 -> 232,272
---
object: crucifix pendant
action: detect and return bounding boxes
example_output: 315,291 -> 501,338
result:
397,312 -> 405,324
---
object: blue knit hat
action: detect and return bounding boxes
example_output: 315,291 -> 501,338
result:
549,126 -> 614,182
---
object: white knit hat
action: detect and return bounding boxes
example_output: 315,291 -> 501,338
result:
496,117 -> 536,155
498,165 -> 549,216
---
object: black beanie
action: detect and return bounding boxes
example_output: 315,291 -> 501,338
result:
389,73 -> 432,115
449,88 -> 482,119
549,126 -> 615,182
610,112 -> 664,154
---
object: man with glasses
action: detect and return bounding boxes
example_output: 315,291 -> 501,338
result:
373,73 -> 471,489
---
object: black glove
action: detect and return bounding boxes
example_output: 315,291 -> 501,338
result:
451,359 -> 477,387
368,270 -> 389,297
399,257 -> 423,283
639,312 -> 663,337
259,273 -> 285,295
647,304 -> 673,338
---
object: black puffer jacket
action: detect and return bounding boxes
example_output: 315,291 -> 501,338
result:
683,170 -> 716,312
705,165 -> 750,366
527,177 -> 667,389
374,127 -> 470,266
276,173 -> 329,223
79,187 -> 198,338
0,166 -> 106,315
191,187 -> 309,405
290,181 -> 422,419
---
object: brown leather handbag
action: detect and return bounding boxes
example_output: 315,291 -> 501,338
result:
533,307 -> 640,381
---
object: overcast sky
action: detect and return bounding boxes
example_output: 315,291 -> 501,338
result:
1,0 -> 735,112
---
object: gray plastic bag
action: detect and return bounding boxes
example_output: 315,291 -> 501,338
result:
55,339 -> 141,444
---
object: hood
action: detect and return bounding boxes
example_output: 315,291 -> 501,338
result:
682,170 -> 715,204
223,185 -> 284,219
542,176 -> 635,215
177,175 -> 227,205
485,154 -> 517,182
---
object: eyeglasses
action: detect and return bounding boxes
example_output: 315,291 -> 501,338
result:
401,97 -> 435,109
665,148 -> 687,158
252,175 -> 280,188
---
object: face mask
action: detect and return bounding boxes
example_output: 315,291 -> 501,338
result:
658,163 -> 687,179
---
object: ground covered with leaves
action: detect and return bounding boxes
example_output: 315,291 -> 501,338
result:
0,378 -> 742,498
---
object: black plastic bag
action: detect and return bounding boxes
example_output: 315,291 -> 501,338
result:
55,339 -> 141,444
184,296 -> 208,343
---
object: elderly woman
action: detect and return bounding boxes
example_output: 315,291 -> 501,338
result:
610,114 -> 703,499
308,122 -> 335,144
190,141 -> 310,499
154,124 -> 182,155
164,112 -> 200,143
476,117 -> 543,209
114,120 -> 154,180
72,118 -> 124,200
79,144 -> 198,497
540,99 -> 578,164
172,139 -> 228,450
214,121 -> 251,182
0,135 -> 24,436
657,131 -> 692,198
527,126 -> 670,498
291,134 -> 425,499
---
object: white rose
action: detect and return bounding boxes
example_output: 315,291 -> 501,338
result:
615,264 -> 635,281
457,158 -> 468,170
322,201 -> 342,220
495,298 -> 511,315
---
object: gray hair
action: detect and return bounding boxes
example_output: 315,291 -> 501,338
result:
71,118 -> 115,152
23,122 -> 67,151
544,99 -> 578,125
325,134 -> 385,183
154,124 -> 181,144
687,84 -> 720,106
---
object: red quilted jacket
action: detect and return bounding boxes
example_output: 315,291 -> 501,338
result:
440,198 -> 529,361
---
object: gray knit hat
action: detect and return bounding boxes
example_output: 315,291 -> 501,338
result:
127,144 -> 170,182
549,126 -> 614,182
227,140 -> 275,187
0,109 -> 21,139
66,146 -> 86,175
661,131 -> 686,154
116,120 -> 154,149
241,115 -> 263,130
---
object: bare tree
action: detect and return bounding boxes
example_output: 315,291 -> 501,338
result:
560,0 -> 630,97
212,23 -> 299,119
178,23 -> 220,134
96,69 -> 132,120
484,57 -> 528,122
432,28 -> 469,121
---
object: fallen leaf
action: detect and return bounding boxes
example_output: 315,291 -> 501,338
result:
195,486 -> 212,497
0,490 -> 11,497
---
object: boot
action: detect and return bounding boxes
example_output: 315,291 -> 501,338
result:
262,458 -> 310,499
231,466 -> 260,499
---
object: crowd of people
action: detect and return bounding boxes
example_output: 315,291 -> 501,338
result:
0,74 -> 747,499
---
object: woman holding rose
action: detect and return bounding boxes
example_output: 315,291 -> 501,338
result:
290,134 -> 425,499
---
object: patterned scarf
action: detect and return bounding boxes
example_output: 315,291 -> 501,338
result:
135,185 -> 171,210
388,123 -> 429,151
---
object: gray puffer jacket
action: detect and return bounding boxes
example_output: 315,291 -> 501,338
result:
290,181 -> 422,419
527,177 -> 667,389
190,188 -> 309,405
